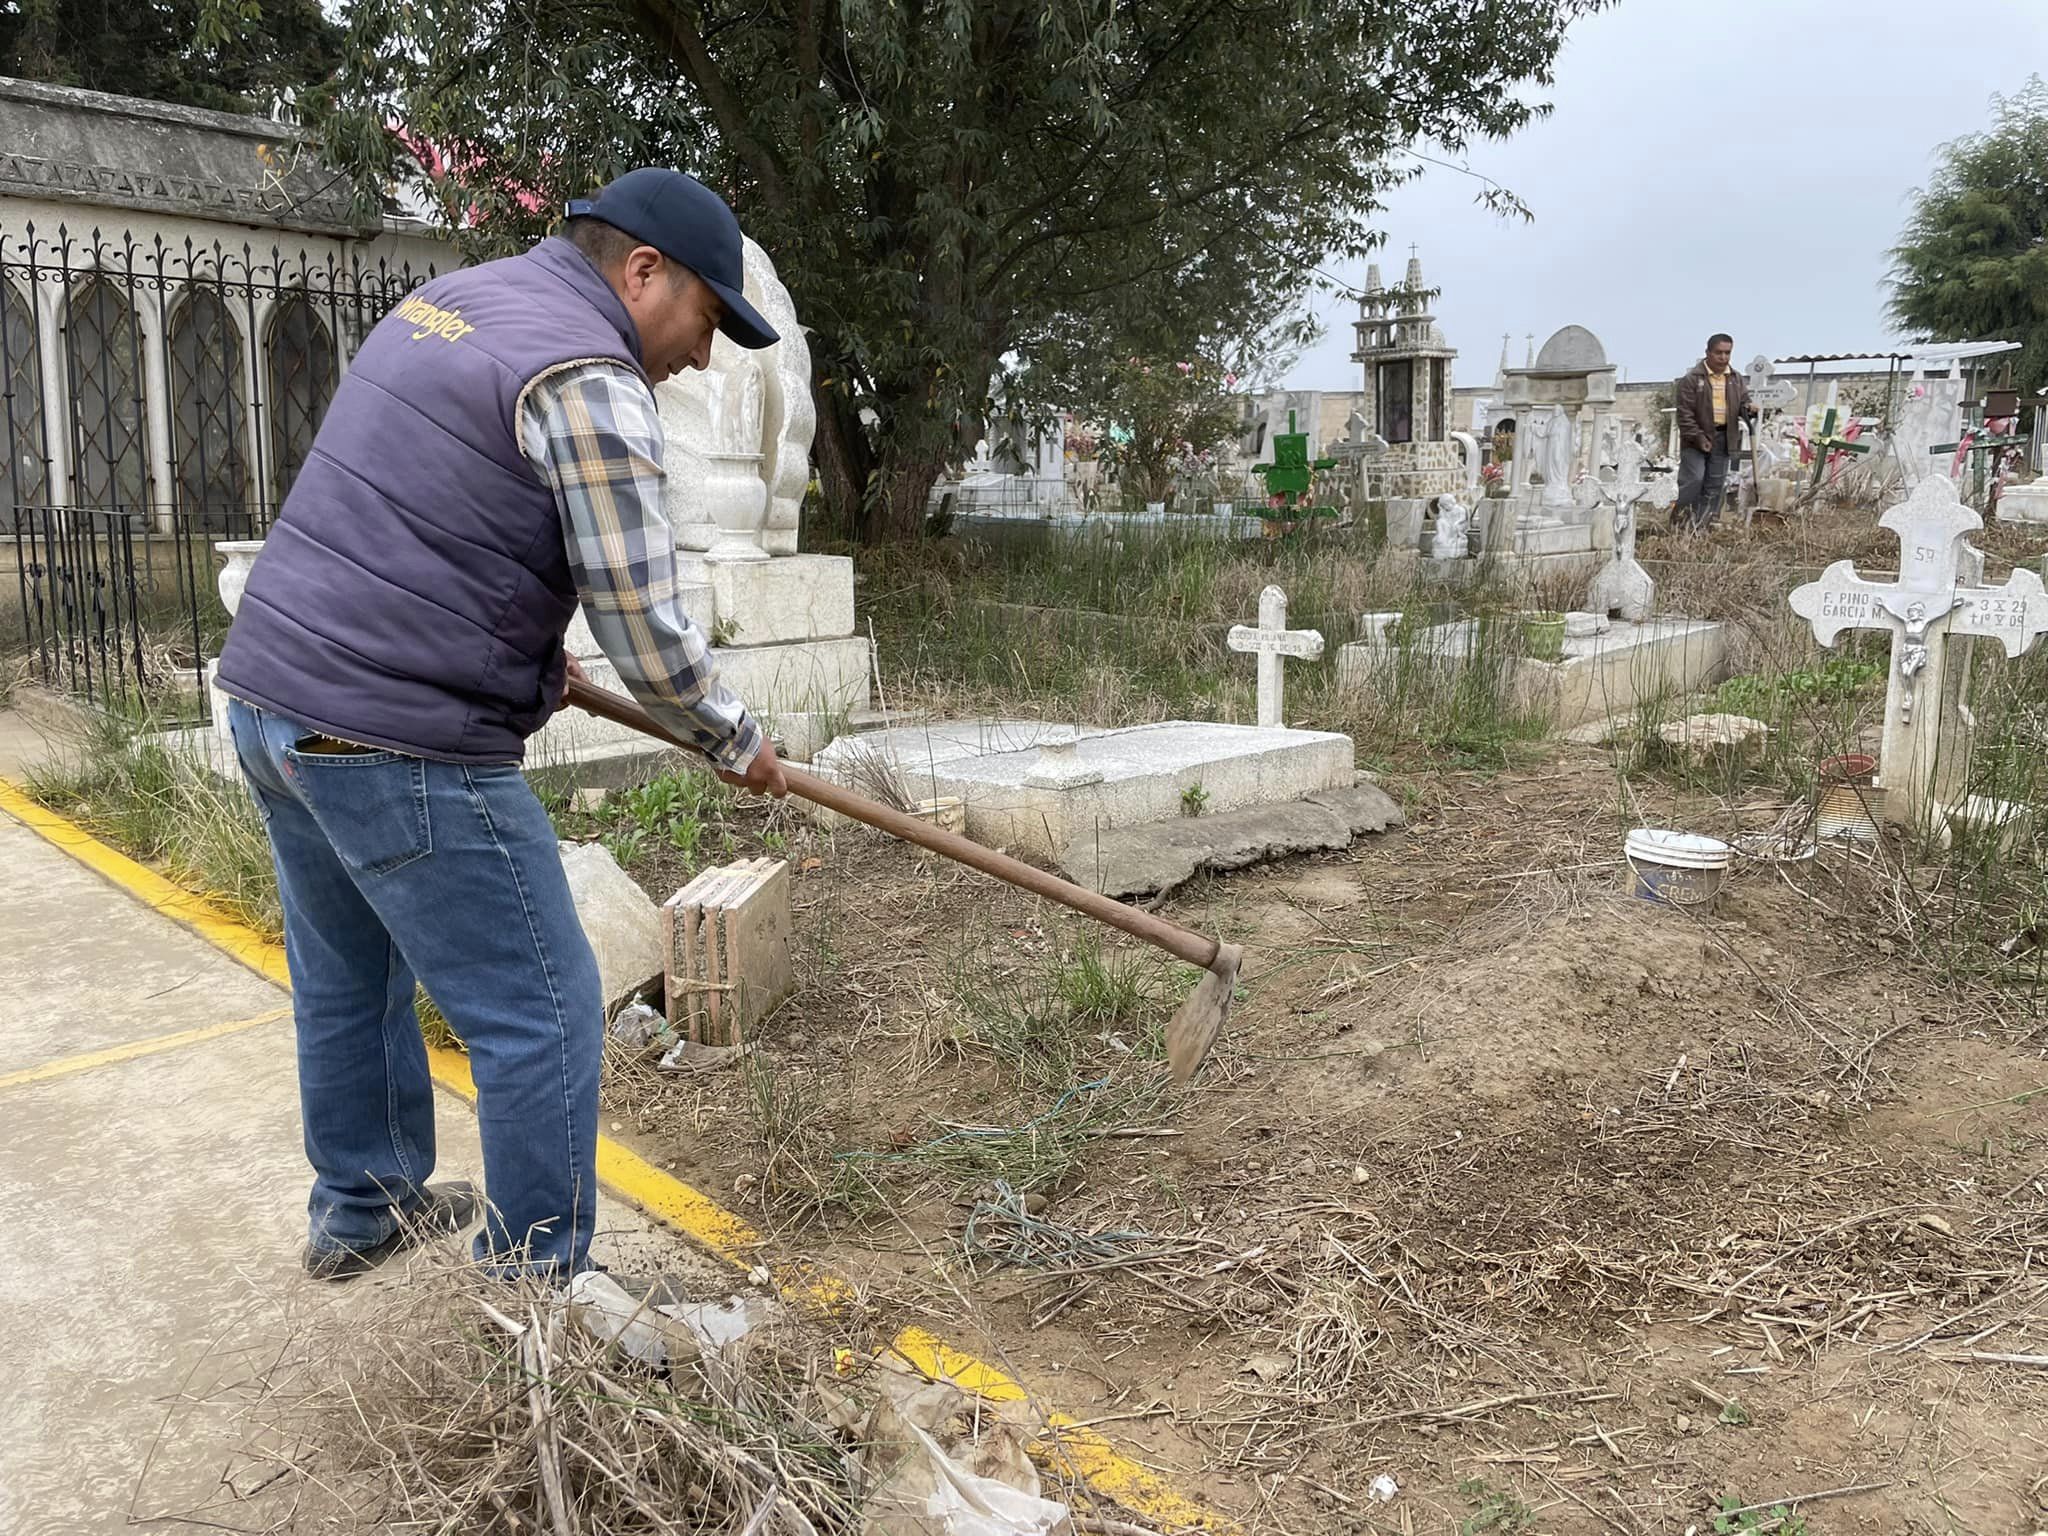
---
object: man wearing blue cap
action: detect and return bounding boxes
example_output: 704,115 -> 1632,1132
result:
216,168 -> 789,1282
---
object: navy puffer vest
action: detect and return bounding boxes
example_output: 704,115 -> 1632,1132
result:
216,238 -> 646,762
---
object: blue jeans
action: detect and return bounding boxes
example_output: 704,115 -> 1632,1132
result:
1674,425 -> 1730,530
226,699 -> 602,1276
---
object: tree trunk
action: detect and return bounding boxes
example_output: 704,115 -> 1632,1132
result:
809,350 -> 970,544
811,382 -> 872,540
867,454 -> 945,542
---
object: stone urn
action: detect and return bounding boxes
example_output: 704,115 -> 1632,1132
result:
702,451 -> 770,563
214,540 -> 265,618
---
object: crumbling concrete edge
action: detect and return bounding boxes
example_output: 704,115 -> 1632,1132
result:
0,776 -> 1237,1536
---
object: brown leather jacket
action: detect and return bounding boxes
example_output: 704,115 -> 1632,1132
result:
1675,362 -> 1752,453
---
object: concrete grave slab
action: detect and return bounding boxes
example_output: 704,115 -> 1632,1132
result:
1061,780 -> 1404,898
814,718 -> 1355,863
1337,615 -> 1725,729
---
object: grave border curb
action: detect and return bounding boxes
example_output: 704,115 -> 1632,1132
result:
0,774 -> 1235,1534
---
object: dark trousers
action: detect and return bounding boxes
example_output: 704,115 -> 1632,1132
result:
1674,425 -> 1730,530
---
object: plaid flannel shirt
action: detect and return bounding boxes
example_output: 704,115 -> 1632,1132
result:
519,364 -> 761,771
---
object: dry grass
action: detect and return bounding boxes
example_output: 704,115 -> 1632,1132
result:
158,1254 -> 857,1533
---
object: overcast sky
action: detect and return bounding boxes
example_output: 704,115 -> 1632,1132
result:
1283,0 -> 2048,393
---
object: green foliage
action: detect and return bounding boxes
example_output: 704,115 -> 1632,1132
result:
1889,77 -> 2048,395
26,707 -> 280,937
1094,356 -> 1245,507
1714,1495 -> 1808,1535
582,767 -> 737,873
1180,782 -> 1210,817
1456,1477 -> 1536,1534
1714,656 -> 1883,717
1,0 -> 344,115
946,928 -> 1172,1092
314,0 -> 1607,540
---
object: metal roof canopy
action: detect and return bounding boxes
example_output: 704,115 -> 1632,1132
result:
1772,340 -> 2022,369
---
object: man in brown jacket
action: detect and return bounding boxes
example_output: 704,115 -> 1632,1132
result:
1672,333 -> 1756,531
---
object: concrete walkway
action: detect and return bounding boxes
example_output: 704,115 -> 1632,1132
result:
0,712 -> 711,1531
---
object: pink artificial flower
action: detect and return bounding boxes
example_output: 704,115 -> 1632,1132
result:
1176,361 -> 1193,374
1224,372 -> 1238,388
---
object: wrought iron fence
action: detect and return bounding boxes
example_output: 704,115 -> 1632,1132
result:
2,223 -> 436,716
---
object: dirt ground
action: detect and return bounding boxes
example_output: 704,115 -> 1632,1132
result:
592,739 -> 2048,1536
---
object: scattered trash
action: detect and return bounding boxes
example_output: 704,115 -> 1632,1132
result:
608,999 -> 673,1051
563,1269 -> 693,1369
1244,1352 -> 1293,1383
1999,926 -> 2043,960
1368,1473 -> 1400,1503
658,1037 -> 754,1073
820,1355 -> 1068,1536
908,1420 -> 1072,1536
1350,1164 -> 1370,1185
565,1271 -> 780,1373
571,785 -> 609,814
1624,828 -> 1733,909
1815,754 -> 1885,842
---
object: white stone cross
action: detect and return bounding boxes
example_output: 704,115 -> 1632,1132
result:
1227,585 -> 1324,728
1790,475 -> 2048,824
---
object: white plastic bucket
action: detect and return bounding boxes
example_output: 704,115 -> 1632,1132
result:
1624,828 -> 1733,908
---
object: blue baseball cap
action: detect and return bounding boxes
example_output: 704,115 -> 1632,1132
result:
565,168 -> 779,350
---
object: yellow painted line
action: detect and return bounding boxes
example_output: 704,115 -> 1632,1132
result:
0,1006 -> 290,1091
0,777 -> 290,987
0,779 -> 1236,1533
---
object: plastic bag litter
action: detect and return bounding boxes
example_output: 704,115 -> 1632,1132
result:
905,1420 -> 1071,1536
657,1037 -> 753,1073
564,1270 -> 776,1371
817,1356 -> 1065,1536
607,1000 -> 673,1051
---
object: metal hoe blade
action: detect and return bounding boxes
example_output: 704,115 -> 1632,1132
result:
1165,943 -> 1242,1084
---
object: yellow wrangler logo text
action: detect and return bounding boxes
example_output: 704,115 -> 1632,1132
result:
395,295 -> 477,344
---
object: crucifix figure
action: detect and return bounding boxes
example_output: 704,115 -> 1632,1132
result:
1789,475 -> 2048,824
1227,584 -> 1325,728
1587,431 -> 1655,622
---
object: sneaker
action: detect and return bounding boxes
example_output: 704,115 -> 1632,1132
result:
301,1181 -> 481,1281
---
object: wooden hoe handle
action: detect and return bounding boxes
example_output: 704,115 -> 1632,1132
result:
565,676 -> 1223,973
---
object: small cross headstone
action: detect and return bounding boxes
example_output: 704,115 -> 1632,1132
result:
1227,584 -> 1324,728
1789,475 -> 2048,824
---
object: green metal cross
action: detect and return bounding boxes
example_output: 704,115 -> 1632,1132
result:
1806,406 -> 1872,488
1251,410 -> 1338,520
1932,427 -> 2031,505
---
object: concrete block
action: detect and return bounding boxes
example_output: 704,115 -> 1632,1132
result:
1514,521 -> 1595,556
1336,616 -> 1726,729
676,552 -> 856,645
662,856 -> 794,1044
1520,618 -> 1727,727
560,841 -> 665,1014
1996,482 -> 2048,525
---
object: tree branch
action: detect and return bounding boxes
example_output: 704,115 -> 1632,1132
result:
626,0 -> 792,209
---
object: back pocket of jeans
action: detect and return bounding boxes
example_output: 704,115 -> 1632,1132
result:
284,747 -> 433,875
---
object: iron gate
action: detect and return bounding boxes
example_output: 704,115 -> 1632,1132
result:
2,224 -> 435,715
